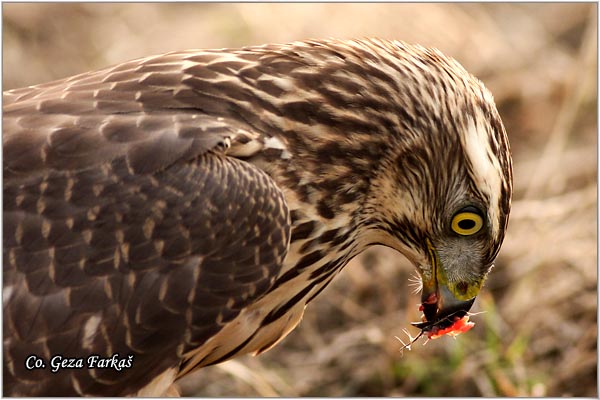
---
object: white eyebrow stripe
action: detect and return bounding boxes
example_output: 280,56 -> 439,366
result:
464,116 -> 502,237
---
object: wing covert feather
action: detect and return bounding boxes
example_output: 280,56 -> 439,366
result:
3,52 -> 258,180
3,153 -> 291,396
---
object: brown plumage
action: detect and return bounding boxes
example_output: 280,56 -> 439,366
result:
3,38 -> 512,396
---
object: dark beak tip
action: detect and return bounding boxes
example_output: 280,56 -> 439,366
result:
420,296 -> 476,326
410,321 -> 429,329
440,296 -> 476,317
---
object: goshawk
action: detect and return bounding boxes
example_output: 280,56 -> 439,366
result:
3,38 -> 512,396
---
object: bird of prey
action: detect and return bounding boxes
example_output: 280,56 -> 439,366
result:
3,38 -> 512,396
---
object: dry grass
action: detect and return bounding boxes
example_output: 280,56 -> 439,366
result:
3,3 -> 597,396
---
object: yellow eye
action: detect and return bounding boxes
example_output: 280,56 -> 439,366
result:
451,211 -> 483,236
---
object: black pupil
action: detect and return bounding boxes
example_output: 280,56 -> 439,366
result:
458,219 -> 476,230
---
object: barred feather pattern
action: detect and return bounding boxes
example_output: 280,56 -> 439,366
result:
3,38 -> 512,396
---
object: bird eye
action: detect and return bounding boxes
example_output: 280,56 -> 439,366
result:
451,208 -> 484,236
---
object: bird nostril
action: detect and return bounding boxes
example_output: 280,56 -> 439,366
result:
456,281 -> 469,296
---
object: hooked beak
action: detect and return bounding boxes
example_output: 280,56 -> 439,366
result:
415,285 -> 475,329
412,240 -> 479,330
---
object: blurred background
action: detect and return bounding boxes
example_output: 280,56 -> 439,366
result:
3,3 -> 597,396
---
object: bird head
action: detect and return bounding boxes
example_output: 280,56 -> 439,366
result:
350,40 -> 513,327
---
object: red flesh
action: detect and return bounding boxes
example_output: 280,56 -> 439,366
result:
427,316 -> 475,339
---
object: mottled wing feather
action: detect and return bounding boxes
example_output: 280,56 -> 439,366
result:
3,51 -> 260,180
3,55 -> 291,395
4,153 -> 290,396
